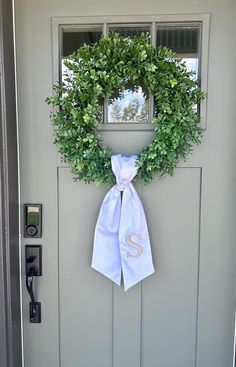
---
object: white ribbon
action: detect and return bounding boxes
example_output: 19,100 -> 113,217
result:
91,154 -> 155,291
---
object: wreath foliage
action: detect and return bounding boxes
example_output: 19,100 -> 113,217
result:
46,33 -> 205,186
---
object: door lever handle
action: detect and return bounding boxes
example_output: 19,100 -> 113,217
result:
26,267 -> 37,316
25,245 -> 42,323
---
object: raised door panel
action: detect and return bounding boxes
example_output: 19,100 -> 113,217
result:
59,167 -> 200,367
142,168 -> 201,366
59,168 -> 112,367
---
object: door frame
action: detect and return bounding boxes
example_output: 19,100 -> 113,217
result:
0,0 -> 22,365
1,4 -> 235,367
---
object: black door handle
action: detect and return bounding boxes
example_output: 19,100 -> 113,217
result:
25,245 -> 42,323
26,267 -> 37,316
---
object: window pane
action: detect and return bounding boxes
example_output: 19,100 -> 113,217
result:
62,28 -> 102,57
108,86 -> 149,123
61,28 -> 104,121
107,25 -> 150,123
108,25 -> 150,38
156,25 -> 200,79
61,28 -> 103,81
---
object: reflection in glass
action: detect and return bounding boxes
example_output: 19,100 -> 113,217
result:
109,26 -> 150,39
183,58 -> 198,80
61,29 -> 104,121
62,29 -> 102,57
61,29 -> 103,82
108,26 -> 150,123
156,25 -> 200,79
61,60 -> 72,83
108,86 -> 149,123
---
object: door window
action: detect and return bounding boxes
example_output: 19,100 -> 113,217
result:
60,22 -> 201,125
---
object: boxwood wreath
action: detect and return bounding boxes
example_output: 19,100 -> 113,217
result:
46,33 -> 206,186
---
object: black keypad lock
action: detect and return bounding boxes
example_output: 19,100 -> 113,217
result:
24,204 -> 42,238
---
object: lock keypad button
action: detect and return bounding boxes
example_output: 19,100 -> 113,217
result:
26,225 -> 38,237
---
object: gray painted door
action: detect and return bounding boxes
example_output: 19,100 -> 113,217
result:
16,1 -> 236,367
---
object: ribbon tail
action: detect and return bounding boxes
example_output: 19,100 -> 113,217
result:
91,187 -> 122,286
119,184 -> 155,291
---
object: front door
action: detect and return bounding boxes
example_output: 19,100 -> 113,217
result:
15,2 -> 236,367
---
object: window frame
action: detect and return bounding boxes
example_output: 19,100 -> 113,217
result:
52,14 -> 210,131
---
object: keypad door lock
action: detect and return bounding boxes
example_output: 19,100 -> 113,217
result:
24,204 -> 42,238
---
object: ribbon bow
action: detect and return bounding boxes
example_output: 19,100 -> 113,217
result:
91,154 -> 155,291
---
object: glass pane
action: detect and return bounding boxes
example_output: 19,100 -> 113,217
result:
62,28 -> 102,57
156,25 -> 200,79
61,28 -> 102,82
108,86 -> 149,123
108,25 -> 150,38
61,28 -> 104,121
107,25 -> 150,123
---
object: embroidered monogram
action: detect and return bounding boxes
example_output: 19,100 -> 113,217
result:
126,233 -> 143,258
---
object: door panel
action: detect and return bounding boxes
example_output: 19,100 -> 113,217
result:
58,167 -> 200,367
59,168 -> 143,367
59,170 -> 112,367
142,169 -> 200,366
113,284 -> 142,367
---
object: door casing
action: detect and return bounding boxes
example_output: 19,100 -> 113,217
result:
0,0 -> 22,365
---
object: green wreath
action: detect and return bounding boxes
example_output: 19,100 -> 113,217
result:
46,33 -> 206,186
